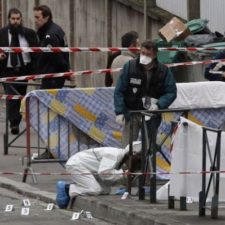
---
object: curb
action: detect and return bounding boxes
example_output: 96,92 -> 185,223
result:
0,176 -> 56,203
0,176 -> 167,225
0,176 -> 194,225
72,195 -> 173,225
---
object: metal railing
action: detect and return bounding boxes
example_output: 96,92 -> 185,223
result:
22,95 -> 101,183
127,108 -> 190,203
199,126 -> 222,219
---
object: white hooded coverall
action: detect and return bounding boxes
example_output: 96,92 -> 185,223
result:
65,147 -> 128,197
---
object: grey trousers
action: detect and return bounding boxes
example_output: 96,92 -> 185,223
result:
122,114 -> 161,148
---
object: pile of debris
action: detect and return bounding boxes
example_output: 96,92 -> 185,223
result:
156,17 -> 225,64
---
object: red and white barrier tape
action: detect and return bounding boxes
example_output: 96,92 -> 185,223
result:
0,94 -> 23,100
0,69 -> 121,82
0,47 -> 139,53
0,46 -> 225,53
160,47 -> 225,52
0,58 -> 224,83
0,71 -> 75,82
1,170 -> 225,176
166,58 -> 225,68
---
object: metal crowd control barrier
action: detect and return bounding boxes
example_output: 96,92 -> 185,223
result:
23,95 -> 101,183
127,108 -> 189,203
2,81 -> 76,156
3,81 -> 39,155
199,126 -> 222,219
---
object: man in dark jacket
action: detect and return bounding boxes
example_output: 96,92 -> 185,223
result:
33,5 -> 70,89
114,40 -> 177,147
204,51 -> 225,81
0,8 -> 38,135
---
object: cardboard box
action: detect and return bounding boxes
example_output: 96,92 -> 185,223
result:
159,17 -> 191,42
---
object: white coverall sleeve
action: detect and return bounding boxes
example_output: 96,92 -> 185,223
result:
98,152 -> 125,183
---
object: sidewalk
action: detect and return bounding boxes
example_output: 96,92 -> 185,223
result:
0,101 -> 225,225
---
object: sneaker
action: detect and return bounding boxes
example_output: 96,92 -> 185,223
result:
56,181 -> 70,209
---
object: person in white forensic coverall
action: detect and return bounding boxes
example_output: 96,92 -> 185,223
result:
65,142 -> 141,198
66,147 -> 127,197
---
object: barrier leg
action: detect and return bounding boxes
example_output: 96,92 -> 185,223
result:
168,196 -> 175,209
199,129 -> 207,216
180,196 -> 187,210
199,191 -> 205,216
127,115 -> 134,195
4,99 -> 9,155
22,167 -> 37,184
149,125 -> 157,203
211,195 -> 218,219
22,168 -> 28,183
139,115 -> 147,200
3,133 -> 8,155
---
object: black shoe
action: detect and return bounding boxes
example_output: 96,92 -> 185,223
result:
11,126 -> 19,135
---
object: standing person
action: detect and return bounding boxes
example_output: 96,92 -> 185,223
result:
33,5 -> 70,89
114,40 -> 177,147
105,31 -> 139,87
111,31 -> 139,86
204,51 -> 225,81
105,51 -> 121,87
0,8 -> 38,135
55,143 -> 141,209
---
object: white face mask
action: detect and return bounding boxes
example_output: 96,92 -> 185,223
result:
139,54 -> 152,65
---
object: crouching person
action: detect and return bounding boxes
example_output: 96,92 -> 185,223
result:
56,143 -> 141,209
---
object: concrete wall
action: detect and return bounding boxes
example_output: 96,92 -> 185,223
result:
2,0 -> 209,86
156,0 -> 188,20
201,0 -> 225,33
2,0 -> 166,87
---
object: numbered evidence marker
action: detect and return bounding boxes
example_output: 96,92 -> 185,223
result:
31,153 -> 38,160
71,212 -> 80,220
121,192 -> 129,200
21,208 -> 30,216
23,199 -> 31,207
186,197 -> 193,204
85,211 -> 93,219
45,203 -> 54,211
5,205 -> 14,212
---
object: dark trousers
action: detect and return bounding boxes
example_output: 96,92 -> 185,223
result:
2,65 -> 31,127
41,77 -> 65,89
122,114 -> 161,148
146,115 -> 162,146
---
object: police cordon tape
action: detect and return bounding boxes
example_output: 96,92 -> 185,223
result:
0,170 -> 225,176
0,58 -> 225,83
0,94 -> 23,100
1,46 -> 225,52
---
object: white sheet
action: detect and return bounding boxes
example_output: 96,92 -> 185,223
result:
170,81 -> 225,109
168,117 -> 225,202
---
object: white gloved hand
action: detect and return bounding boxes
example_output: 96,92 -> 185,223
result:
116,115 -> 125,125
149,103 -> 159,111
151,98 -> 158,104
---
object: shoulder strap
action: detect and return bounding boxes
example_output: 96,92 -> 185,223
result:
128,59 -> 137,75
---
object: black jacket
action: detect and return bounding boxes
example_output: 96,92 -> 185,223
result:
204,51 -> 225,81
0,26 -> 38,74
36,20 -> 70,74
114,57 -> 177,118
